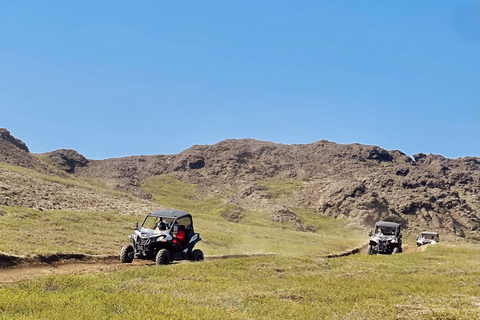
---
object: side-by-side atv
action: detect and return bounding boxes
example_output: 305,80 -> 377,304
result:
367,221 -> 402,255
120,209 -> 203,265
416,231 -> 439,247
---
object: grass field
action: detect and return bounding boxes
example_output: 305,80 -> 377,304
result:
0,242 -> 478,319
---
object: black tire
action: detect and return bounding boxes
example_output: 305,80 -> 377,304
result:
120,245 -> 134,263
190,249 -> 204,262
367,245 -> 374,255
155,249 -> 170,265
392,247 -> 399,254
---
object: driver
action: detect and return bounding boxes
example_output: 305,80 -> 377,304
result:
155,219 -> 168,234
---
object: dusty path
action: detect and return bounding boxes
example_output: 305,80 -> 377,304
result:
403,244 -> 421,253
0,245 -> 423,286
0,259 -> 136,285
0,253 -> 276,286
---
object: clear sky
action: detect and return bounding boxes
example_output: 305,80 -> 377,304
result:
1,1 -> 478,159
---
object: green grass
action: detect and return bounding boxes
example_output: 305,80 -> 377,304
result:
292,206 -> 348,232
0,207 -> 140,255
0,242 -> 478,319
257,179 -> 303,199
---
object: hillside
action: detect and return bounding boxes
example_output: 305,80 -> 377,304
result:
0,129 -> 157,215
1,128 -> 479,238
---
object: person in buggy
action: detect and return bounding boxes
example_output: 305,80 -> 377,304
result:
155,219 -> 167,232
171,221 -> 185,250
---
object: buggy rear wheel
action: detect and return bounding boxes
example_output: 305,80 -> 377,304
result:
120,245 -> 134,263
155,249 -> 170,265
190,249 -> 204,262
392,247 -> 399,254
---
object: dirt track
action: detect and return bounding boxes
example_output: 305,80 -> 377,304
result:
0,246 -> 423,286
0,253 -> 276,286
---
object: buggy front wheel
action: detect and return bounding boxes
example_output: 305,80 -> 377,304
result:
156,249 -> 170,265
366,245 -> 374,255
120,245 -> 134,263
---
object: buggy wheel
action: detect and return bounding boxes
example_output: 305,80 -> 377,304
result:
155,249 -> 170,265
190,249 -> 204,262
367,245 -> 374,255
120,245 -> 134,263
392,247 -> 399,254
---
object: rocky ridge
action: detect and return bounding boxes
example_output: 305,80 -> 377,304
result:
1,129 -> 479,237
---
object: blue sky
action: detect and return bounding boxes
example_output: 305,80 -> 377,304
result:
0,1 -> 478,159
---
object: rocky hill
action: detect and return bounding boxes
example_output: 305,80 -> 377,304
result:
0,129 -> 157,215
0,129 -> 48,171
1,128 -> 479,237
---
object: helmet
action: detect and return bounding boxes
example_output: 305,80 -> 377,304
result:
159,222 -> 166,231
173,222 -> 178,234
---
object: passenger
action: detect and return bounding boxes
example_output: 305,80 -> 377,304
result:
171,222 -> 185,250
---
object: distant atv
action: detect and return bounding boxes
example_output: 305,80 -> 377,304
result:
120,209 -> 203,265
367,221 -> 402,255
416,231 -> 439,247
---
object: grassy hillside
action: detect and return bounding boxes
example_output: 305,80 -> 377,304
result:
0,163 -> 114,193
142,175 -> 365,256
0,242 -> 477,319
0,207 -> 138,255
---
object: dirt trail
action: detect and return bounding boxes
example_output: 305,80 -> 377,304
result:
0,245 -> 424,286
0,260 -> 135,285
403,244 -> 421,253
0,253 -> 275,286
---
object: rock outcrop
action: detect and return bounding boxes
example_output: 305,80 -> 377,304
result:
0,129 -> 43,169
